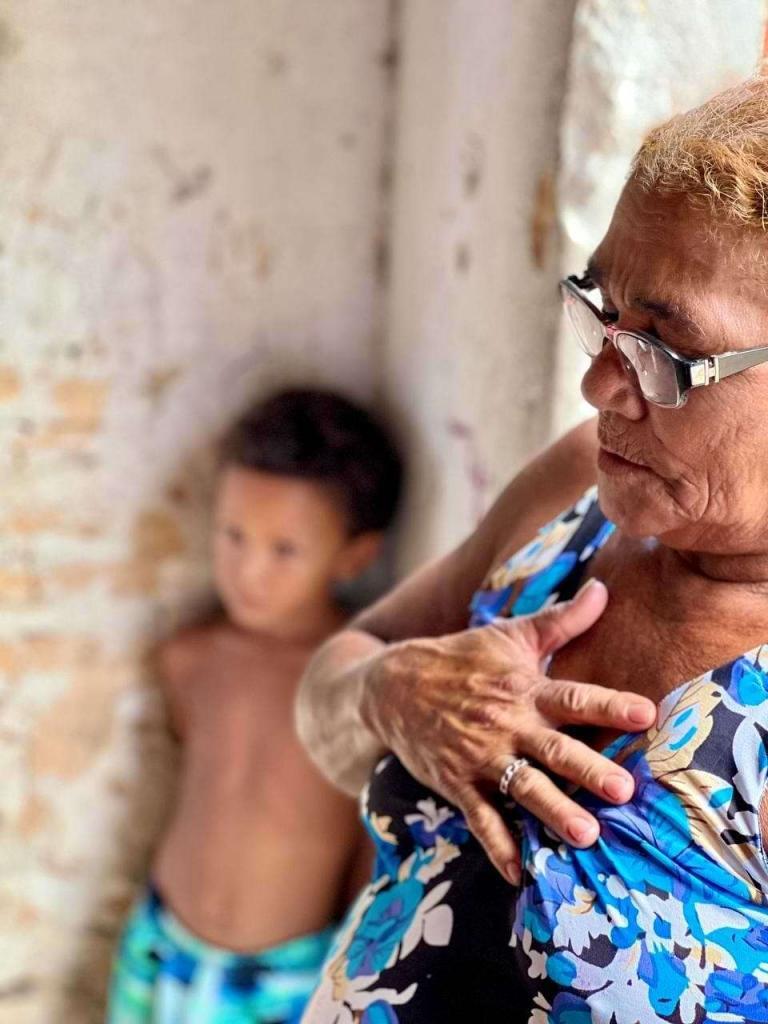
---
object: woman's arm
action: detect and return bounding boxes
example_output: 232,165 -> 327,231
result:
294,629 -> 387,796
296,418 -> 602,791
296,418 -> 657,881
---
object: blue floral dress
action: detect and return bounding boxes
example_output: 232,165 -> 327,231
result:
302,487 -> 768,1024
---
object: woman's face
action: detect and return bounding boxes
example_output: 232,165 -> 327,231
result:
582,184 -> 768,556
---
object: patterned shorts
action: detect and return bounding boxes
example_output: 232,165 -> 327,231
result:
107,885 -> 335,1023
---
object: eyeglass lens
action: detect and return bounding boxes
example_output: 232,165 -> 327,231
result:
562,286 -> 680,407
614,334 -> 680,406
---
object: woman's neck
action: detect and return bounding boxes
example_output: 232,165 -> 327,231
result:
673,546 -> 768,590
553,533 -> 768,712
590,532 -> 768,648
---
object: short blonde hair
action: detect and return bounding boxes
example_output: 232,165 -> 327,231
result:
631,77 -> 768,227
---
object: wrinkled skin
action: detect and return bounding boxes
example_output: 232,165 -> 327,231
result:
355,184 -> 768,880
585,186 -> 768,562
360,579 -> 655,882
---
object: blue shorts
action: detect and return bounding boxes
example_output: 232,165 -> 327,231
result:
107,885 -> 334,1023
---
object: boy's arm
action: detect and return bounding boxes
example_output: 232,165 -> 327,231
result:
295,418 -> 599,795
156,631 -> 199,741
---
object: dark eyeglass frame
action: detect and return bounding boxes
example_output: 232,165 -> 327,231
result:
560,273 -> 768,409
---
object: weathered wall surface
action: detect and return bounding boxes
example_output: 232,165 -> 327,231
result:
383,0 -> 577,568
551,0 -> 766,436
0,3 -> 393,1020
2,1 -> 768,1021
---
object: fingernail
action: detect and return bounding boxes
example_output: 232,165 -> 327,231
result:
628,703 -> 654,725
575,578 -> 598,598
568,818 -> 597,845
506,862 -> 521,885
603,773 -> 630,801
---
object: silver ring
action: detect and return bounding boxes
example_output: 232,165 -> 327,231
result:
499,757 -> 529,797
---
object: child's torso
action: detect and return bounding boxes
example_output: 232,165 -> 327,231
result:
154,625 -> 359,952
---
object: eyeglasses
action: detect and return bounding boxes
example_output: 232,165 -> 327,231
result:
560,273 -> 768,408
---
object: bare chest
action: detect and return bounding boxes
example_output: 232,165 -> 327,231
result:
549,602 -> 677,704
176,681 -> 316,831
187,668 -> 296,743
178,645 -> 306,762
548,556 -> 768,706
546,582 -> 711,754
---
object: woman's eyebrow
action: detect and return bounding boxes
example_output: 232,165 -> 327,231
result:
585,258 -> 702,333
633,295 -> 702,334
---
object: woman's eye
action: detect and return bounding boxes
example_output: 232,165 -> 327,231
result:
224,526 -> 244,545
274,541 -> 298,558
597,292 -> 619,322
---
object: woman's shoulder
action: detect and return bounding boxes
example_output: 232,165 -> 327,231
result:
469,485 -> 609,624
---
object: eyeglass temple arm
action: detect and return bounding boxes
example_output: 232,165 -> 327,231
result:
707,347 -> 768,384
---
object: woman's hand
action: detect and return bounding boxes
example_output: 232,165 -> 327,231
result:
359,579 -> 656,883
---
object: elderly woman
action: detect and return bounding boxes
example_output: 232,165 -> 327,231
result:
297,79 -> 768,1023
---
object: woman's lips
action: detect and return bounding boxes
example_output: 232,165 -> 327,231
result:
597,448 -> 652,474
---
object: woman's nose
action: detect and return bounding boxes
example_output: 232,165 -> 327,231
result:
580,341 -> 646,419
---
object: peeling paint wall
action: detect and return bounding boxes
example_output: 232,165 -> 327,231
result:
0,3 -> 393,1020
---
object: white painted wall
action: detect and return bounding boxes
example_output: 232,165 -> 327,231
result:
383,0 -> 577,569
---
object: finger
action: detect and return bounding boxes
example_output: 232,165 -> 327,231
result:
515,578 -> 609,658
536,678 -> 656,731
519,727 -> 635,804
492,758 -> 600,848
453,783 -> 522,885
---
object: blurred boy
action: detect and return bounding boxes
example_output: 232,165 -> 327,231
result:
108,389 -> 402,1023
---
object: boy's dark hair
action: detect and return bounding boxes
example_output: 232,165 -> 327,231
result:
221,389 -> 403,536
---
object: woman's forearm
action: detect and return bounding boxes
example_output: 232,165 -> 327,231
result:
295,628 -> 388,796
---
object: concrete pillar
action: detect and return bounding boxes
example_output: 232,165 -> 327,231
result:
383,0 -> 577,569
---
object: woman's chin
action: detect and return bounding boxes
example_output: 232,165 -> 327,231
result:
597,474 -> 673,539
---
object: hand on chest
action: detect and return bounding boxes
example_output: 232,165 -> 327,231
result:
545,541 -> 754,706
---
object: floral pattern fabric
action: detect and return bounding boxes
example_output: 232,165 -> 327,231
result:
302,487 -> 768,1023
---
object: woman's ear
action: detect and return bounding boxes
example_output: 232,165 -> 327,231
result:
334,531 -> 384,582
